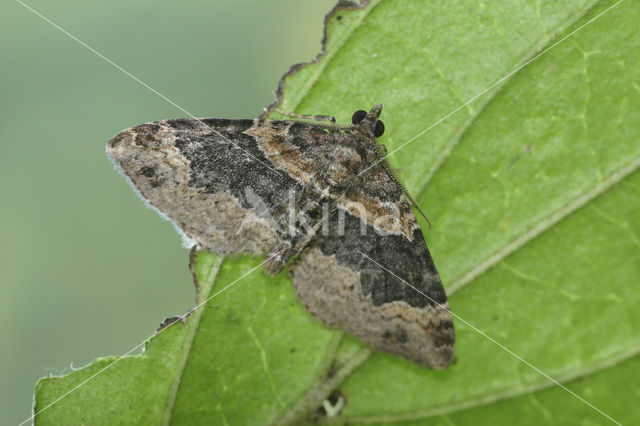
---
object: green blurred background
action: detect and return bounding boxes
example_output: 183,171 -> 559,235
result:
0,1 -> 335,423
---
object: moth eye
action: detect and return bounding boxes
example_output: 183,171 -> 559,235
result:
374,120 -> 385,137
351,110 -> 367,124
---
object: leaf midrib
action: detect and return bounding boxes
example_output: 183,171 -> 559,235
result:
331,345 -> 640,424
446,155 -> 640,295
161,257 -> 223,425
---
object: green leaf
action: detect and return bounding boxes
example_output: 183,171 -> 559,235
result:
35,0 -> 639,424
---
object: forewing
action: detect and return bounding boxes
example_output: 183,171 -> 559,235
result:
107,118 -> 311,255
289,166 -> 454,369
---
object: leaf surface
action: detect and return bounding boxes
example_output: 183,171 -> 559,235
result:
35,0 -> 640,424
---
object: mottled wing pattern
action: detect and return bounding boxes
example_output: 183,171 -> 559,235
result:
289,161 -> 455,369
107,118 -> 330,263
109,104 -> 454,368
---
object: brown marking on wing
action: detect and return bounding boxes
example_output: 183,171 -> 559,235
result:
342,190 -> 416,239
245,121 -> 315,184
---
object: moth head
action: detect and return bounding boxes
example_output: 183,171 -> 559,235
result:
351,104 -> 384,138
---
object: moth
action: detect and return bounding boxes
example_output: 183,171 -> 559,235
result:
107,104 -> 454,369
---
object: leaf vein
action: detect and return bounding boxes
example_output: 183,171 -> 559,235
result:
415,0 -> 602,196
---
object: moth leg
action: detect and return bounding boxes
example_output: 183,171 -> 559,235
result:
263,196 -> 327,275
272,107 -> 336,123
264,218 -> 323,275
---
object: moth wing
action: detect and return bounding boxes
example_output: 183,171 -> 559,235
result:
289,172 -> 454,369
107,118 -> 309,256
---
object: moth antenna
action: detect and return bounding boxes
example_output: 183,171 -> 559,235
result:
273,107 -> 336,123
377,154 -> 432,229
